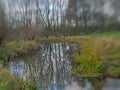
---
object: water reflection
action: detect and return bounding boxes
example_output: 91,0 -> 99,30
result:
9,43 -> 81,90
102,78 -> 120,90
8,43 -> 120,90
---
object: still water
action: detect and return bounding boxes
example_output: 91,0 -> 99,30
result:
9,43 -> 120,90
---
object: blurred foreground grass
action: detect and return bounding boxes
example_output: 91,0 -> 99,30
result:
0,85 -> 7,90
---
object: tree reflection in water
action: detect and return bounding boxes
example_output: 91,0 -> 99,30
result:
9,43 -> 80,90
8,44 -> 120,90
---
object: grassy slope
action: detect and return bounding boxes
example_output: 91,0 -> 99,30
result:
90,31 -> 120,62
93,31 -> 120,77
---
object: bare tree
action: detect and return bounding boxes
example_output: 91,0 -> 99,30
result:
64,0 -> 107,34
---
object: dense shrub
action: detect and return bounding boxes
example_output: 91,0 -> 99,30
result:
0,39 -> 39,62
72,39 -> 103,77
18,41 -> 39,55
72,54 -> 102,77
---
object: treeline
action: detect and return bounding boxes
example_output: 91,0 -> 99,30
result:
0,1 -> 6,45
0,0 -> 120,43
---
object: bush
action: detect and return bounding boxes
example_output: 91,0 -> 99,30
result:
72,54 -> 102,77
72,39 -> 103,77
0,39 -> 39,61
5,40 -> 22,57
18,41 -> 39,55
5,40 -> 39,58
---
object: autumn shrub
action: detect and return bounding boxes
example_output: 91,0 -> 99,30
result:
20,28 -> 41,41
18,41 -> 39,55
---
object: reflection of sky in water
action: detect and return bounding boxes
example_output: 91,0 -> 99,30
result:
8,43 -> 80,90
9,61 -> 26,79
102,78 -> 120,90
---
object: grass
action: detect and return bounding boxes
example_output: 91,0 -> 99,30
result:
105,65 -> 120,77
89,31 -> 120,40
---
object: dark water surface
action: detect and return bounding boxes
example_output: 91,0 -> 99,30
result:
8,43 -> 120,90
